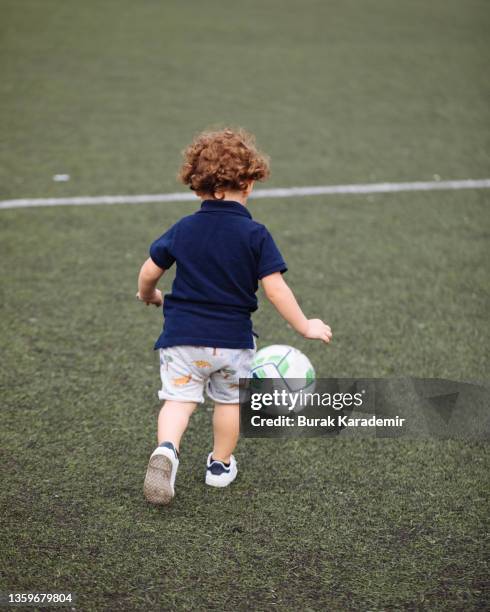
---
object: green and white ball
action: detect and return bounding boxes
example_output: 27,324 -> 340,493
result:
251,345 -> 316,414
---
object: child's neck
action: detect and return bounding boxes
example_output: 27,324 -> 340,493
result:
203,189 -> 249,206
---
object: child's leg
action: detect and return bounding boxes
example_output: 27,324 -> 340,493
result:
158,400 -> 197,450
212,403 -> 239,463
144,400 -> 197,505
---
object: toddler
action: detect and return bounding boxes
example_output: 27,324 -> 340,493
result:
137,128 -> 332,504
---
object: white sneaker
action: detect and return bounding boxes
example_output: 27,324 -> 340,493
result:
205,453 -> 238,488
143,442 -> 179,505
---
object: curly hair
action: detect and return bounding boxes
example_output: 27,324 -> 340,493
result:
178,128 -> 270,197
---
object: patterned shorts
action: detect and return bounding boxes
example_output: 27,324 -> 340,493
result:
158,345 -> 256,404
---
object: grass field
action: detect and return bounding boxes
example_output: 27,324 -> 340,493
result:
1,1 -> 489,610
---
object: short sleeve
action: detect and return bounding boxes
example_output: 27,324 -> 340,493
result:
257,228 -> 287,279
149,225 -> 177,269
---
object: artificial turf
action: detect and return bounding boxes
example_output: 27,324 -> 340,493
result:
1,1 -> 489,610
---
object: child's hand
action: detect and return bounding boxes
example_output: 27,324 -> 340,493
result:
136,289 -> 163,307
303,319 -> 332,344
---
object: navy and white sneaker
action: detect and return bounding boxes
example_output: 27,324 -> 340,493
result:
143,441 -> 179,505
205,453 -> 238,488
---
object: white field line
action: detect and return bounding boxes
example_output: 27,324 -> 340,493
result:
1,178 -> 489,210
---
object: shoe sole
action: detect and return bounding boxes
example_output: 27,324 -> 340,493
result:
143,454 -> 174,505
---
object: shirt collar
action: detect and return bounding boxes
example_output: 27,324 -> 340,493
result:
198,199 -> 252,219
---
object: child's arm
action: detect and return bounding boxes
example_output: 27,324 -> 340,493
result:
261,272 -> 332,344
136,257 -> 165,307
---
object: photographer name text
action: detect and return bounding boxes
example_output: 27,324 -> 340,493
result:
251,414 -> 406,428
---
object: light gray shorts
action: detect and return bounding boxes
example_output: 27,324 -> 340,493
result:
158,344 -> 256,404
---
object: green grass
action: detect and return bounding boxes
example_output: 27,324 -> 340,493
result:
1,0 -> 489,199
1,0 -> 489,610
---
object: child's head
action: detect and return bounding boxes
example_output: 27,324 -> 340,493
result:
178,128 -> 270,199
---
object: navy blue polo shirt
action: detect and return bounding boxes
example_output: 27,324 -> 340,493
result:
149,199 -> 287,349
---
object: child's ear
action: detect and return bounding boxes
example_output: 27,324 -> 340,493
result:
245,180 -> 255,196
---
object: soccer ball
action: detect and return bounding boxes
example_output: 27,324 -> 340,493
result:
250,345 -> 316,414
